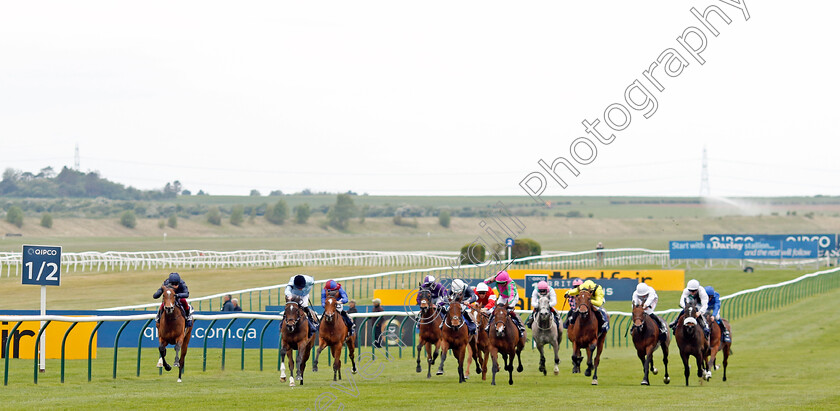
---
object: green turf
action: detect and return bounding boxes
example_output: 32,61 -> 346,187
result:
1,285 -> 838,410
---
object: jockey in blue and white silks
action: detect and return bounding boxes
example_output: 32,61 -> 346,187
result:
444,279 -> 476,335
704,285 -> 731,343
670,279 -> 710,337
284,274 -> 319,337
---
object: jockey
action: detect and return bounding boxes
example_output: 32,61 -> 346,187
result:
631,283 -> 667,337
471,282 -> 496,313
321,279 -> 355,336
443,279 -> 476,335
153,272 -> 193,327
525,281 -> 561,332
562,278 -> 584,329
565,279 -> 610,336
284,274 -> 319,338
483,271 -> 525,338
669,279 -> 710,337
416,275 -> 448,308
704,285 -> 731,343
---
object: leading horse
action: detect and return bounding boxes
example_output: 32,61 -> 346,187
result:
157,284 -> 192,383
674,301 -> 710,386
313,294 -> 357,381
488,304 -> 524,385
531,296 -> 561,376
280,296 -> 316,387
567,289 -> 607,385
630,303 -> 670,385
415,289 -> 445,378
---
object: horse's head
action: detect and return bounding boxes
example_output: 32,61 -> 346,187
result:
575,289 -> 592,318
418,289 -> 432,311
682,304 -> 700,335
631,303 -> 645,332
323,297 -> 338,323
493,305 -> 508,337
161,285 -> 177,315
283,300 -> 302,332
447,300 -> 463,328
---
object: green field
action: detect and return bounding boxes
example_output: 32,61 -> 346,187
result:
1,285 -> 838,410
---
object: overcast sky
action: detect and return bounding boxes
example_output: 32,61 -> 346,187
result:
1,1 -> 837,197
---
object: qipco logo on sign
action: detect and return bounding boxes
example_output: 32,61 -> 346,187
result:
21,245 -> 62,286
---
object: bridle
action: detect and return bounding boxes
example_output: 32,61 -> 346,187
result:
444,300 -> 465,330
284,301 -> 302,330
536,296 -> 554,331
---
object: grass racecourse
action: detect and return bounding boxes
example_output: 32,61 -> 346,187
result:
1,286 -> 838,410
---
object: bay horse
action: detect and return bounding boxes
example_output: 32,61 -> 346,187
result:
705,314 -> 732,382
630,304 -> 670,385
415,289 -> 445,378
466,307 -> 491,381
439,299 -> 481,383
674,301 -> 710,386
313,294 -> 357,381
488,304 -> 524,385
531,296 -> 561,376
280,296 -> 316,387
567,289 -> 607,385
157,285 -> 191,383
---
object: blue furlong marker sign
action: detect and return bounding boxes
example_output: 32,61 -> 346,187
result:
670,240 -> 819,259
703,234 -> 838,257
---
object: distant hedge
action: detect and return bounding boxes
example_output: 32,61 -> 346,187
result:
459,243 -> 486,265
493,238 -> 541,260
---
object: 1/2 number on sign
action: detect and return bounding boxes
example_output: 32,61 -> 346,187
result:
25,261 -> 59,282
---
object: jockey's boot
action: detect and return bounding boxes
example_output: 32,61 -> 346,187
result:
186,305 -> 194,327
698,315 -> 710,338
650,313 -> 668,341
464,313 -> 476,335
525,311 -> 535,328
306,307 -> 319,339
485,313 -> 494,332
511,311 -> 526,339
670,309 -> 685,330
596,307 -> 610,336
341,311 -> 355,336
566,309 -> 577,326
439,305 -> 449,329
155,306 -> 162,326
718,319 -> 731,342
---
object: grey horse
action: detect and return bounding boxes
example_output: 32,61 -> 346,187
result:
531,296 -> 561,375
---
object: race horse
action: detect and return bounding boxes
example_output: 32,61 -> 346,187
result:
156,284 -> 192,383
280,296 -> 316,387
313,294 -> 357,381
415,289 -> 445,378
630,303 -> 670,385
674,301 -> 710,386
439,299 -> 481,383
531,296 -> 561,376
705,313 -> 732,381
488,304 -> 524,385
466,308 -> 491,381
567,289 -> 607,385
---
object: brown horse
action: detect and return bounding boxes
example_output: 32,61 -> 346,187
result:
439,300 -> 481,383
466,307 -> 491,380
567,289 -> 607,385
156,285 -> 192,383
313,295 -> 357,381
705,314 -> 732,382
415,289 -> 445,378
280,297 -> 316,387
630,304 -> 670,385
488,304 -> 524,385
674,302 -> 710,386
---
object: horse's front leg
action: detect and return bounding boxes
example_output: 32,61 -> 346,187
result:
158,341 -> 171,371
536,341 -> 547,375
490,347 -> 500,386
584,345 -> 594,377
552,340 -> 560,375
314,338 -> 327,373
173,341 -> 181,369
436,340 -> 447,375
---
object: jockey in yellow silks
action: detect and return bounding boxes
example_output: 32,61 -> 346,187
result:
565,279 -> 609,335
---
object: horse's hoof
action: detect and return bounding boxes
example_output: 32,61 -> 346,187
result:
174,362 -> 180,368
641,380 -> 649,386
652,367 -> 658,375
585,369 -> 592,377
352,368 -> 357,374
415,365 -> 421,373
491,381 -> 496,386
508,380 -> 513,385
156,358 -> 163,368
289,380 -> 295,387
553,367 -> 559,375
177,378 -> 182,383
280,376 -> 286,382
436,370 -> 444,376
592,379 -> 598,385
427,374 -> 431,379
313,367 -> 318,372
517,365 -> 523,373
164,364 -> 172,372
715,364 -> 720,370
664,376 -> 671,384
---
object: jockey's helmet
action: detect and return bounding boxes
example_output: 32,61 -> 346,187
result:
537,281 -> 549,294
687,279 -> 701,291
495,271 -> 511,283
325,280 -> 339,290
167,272 -> 181,285
635,282 -> 650,295
476,282 -> 489,293
423,275 -> 436,287
704,285 -> 716,296
452,279 -> 467,295
293,275 -> 306,289
572,278 -> 583,287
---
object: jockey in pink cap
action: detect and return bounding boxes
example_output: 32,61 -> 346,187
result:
525,280 -> 560,331
563,278 -> 584,329
483,270 -> 525,337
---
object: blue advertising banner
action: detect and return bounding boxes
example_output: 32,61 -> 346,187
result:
671,240 -> 819,259
704,234 -> 838,257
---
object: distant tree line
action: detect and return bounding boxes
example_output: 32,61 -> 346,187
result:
0,166 -> 183,200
